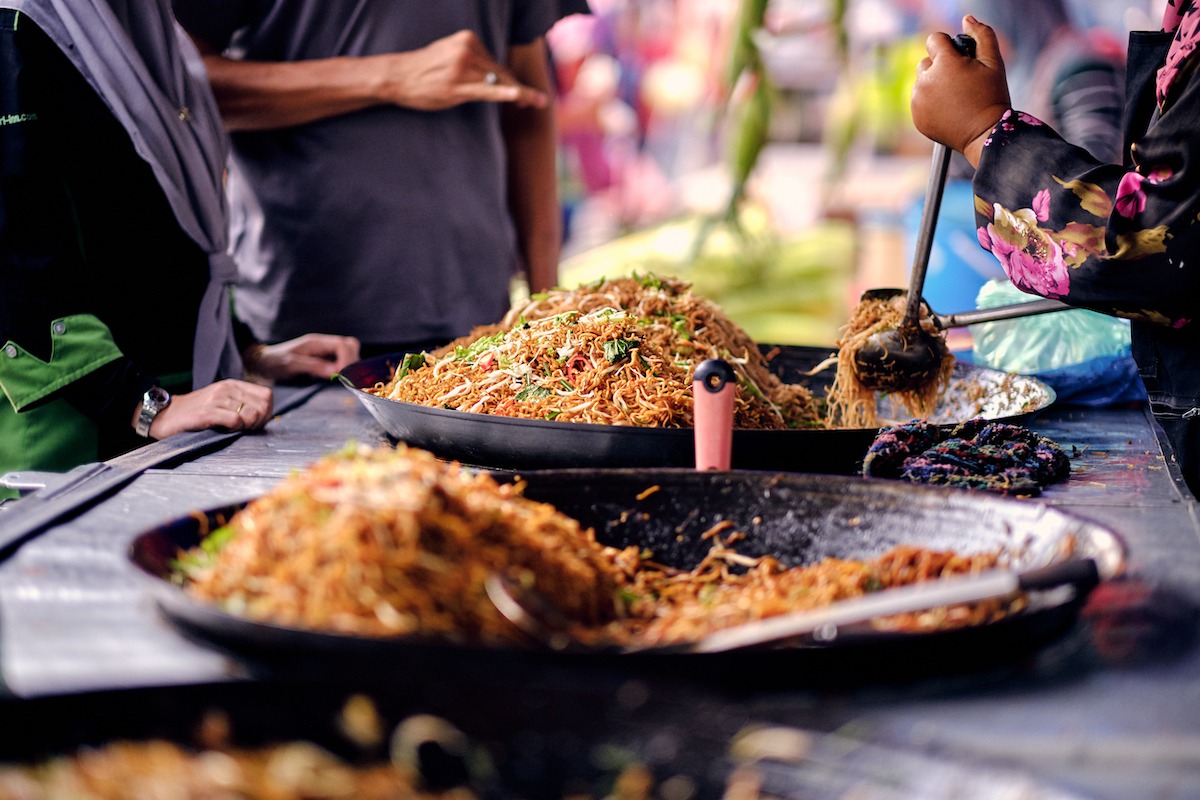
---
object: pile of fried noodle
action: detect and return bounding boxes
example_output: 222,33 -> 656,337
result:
180,444 -> 624,642
824,292 -> 955,429
0,740 -> 424,800
0,698 -> 461,799
178,445 -> 1022,648
371,275 -> 820,430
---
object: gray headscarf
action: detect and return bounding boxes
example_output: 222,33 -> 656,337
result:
0,0 -> 241,388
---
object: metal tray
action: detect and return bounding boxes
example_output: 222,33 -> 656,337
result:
337,346 -> 1056,473
128,469 -> 1122,685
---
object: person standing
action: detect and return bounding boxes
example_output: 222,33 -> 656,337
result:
0,0 -> 359,499
172,1 -> 570,359
910,5 -> 1200,496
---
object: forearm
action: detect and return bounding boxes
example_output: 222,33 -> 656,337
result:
192,27 -> 548,133
973,112 -> 1200,325
502,41 -> 561,293
198,54 -> 389,131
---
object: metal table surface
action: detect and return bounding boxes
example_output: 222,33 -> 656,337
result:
0,385 -> 1198,799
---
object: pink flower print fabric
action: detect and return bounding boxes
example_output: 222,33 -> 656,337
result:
1158,0 -> 1200,112
978,203 -> 1071,299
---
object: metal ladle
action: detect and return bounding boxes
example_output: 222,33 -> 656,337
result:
860,288 -> 1071,334
852,34 -> 981,394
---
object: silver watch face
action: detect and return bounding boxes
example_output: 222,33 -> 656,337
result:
136,386 -> 172,437
145,386 -> 171,410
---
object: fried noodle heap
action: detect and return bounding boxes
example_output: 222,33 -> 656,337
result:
824,292 -> 955,429
371,276 -> 820,430
181,444 -> 625,642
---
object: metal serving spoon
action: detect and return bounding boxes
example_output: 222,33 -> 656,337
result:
486,558 -> 1100,655
852,34 -> 980,394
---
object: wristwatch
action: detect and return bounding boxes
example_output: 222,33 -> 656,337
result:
135,386 -> 171,438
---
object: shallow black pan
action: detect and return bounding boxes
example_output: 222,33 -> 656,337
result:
337,346 -> 1056,474
129,469 -> 1122,686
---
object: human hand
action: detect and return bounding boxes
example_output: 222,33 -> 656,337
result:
911,15 -> 1011,167
142,379 -> 274,439
245,333 -> 361,382
372,30 -> 549,111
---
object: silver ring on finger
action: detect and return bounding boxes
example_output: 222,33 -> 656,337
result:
484,70 -> 498,85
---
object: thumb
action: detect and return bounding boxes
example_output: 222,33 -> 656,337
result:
291,354 -> 341,378
962,14 -> 1003,68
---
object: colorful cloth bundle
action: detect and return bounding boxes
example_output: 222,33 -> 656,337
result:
862,418 -> 1071,495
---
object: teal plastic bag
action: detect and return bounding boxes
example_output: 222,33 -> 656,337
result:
969,280 -> 1146,406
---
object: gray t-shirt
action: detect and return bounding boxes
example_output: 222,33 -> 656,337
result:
173,0 -> 562,346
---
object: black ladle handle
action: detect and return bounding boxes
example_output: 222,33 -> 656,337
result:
902,33 -> 977,332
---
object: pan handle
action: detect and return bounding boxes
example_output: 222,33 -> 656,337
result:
693,359 -> 735,471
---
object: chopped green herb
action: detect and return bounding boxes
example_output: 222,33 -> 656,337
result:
395,351 -> 427,379
671,314 -> 692,340
603,338 -> 638,363
454,331 -> 505,361
738,374 -> 765,400
515,384 -> 552,402
171,524 -> 237,579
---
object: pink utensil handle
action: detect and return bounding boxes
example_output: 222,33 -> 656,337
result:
693,359 -> 735,470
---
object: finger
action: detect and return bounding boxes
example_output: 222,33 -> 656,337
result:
221,406 -> 246,431
470,63 -> 549,107
248,400 -> 274,429
319,336 -> 360,366
338,338 -> 361,366
247,391 -> 274,428
924,31 -> 958,61
290,354 -> 341,378
477,82 -> 548,108
229,401 -> 268,431
962,15 -> 1003,66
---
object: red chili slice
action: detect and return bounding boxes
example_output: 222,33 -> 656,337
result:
565,353 -> 592,385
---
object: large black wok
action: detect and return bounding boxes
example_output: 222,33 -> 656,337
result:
129,468 -> 1122,686
337,345 -> 1056,473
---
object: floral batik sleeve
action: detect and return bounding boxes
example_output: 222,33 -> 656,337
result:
970,3 -> 1200,331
